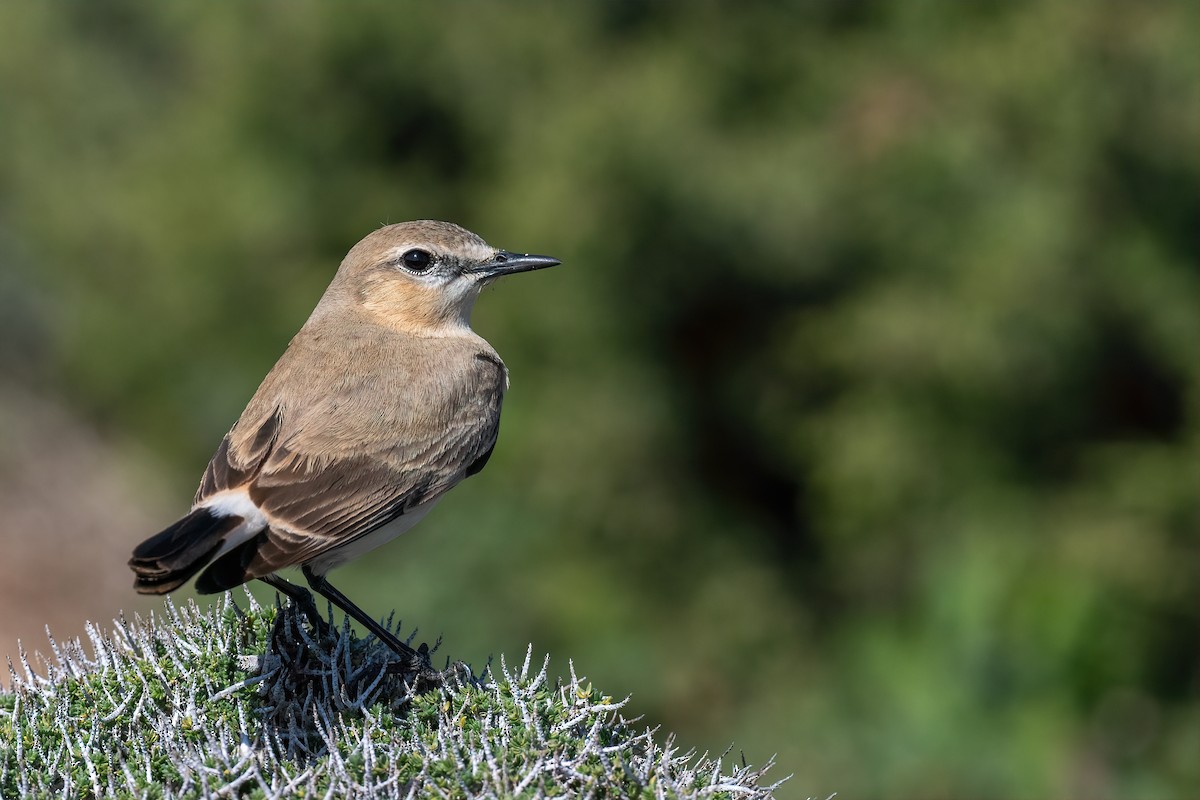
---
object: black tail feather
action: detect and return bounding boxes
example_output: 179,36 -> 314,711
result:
129,508 -> 242,595
194,530 -> 270,594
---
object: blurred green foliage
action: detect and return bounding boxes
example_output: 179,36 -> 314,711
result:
1,2 -> 1196,798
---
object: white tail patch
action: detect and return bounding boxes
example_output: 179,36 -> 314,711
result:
197,489 -> 269,559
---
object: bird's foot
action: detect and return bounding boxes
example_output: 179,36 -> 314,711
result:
274,587 -> 332,640
380,640 -> 440,685
260,574 -> 335,641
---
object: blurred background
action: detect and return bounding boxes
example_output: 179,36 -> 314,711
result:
0,2 -> 1196,797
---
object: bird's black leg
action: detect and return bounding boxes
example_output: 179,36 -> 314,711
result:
259,573 -> 327,633
301,566 -> 430,672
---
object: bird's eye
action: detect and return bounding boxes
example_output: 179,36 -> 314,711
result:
401,249 -> 432,272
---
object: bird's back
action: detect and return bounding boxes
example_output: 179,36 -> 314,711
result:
172,316 -> 508,588
202,315 -> 507,502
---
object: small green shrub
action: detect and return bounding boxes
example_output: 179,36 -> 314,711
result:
0,593 -> 787,798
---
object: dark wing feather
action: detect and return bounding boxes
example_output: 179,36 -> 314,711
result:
196,408 -> 282,502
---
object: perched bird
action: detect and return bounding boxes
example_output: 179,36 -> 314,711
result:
129,220 -> 560,670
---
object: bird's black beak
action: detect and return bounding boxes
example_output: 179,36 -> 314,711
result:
469,250 -> 561,279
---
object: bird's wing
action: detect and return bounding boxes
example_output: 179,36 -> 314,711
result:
194,349 -> 505,577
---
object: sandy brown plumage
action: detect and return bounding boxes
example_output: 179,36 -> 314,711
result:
128,221 -> 559,666
191,325 -> 505,588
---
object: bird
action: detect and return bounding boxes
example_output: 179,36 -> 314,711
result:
129,220 -> 561,671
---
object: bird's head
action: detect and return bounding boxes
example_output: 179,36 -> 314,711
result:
323,220 -> 560,334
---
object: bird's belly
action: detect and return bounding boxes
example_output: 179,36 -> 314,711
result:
304,498 -> 441,576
